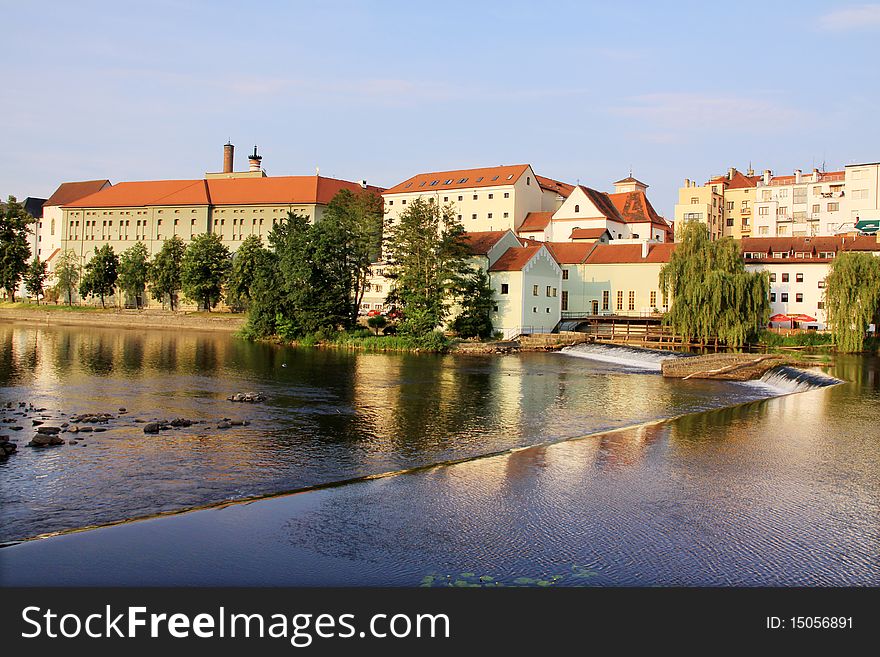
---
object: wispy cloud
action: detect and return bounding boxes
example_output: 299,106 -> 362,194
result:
818,4 -> 880,30
612,92 -> 812,139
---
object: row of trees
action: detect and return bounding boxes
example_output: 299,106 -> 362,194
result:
0,196 -> 35,302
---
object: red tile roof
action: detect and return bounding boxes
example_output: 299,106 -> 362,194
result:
383,164 -> 530,195
545,242 -> 594,264
489,245 -> 543,272
462,231 -> 510,255
740,235 -> 880,257
708,169 -> 759,190
577,186 -> 625,223
44,180 -> 111,207
569,227 -> 609,240
607,190 -> 668,227
583,243 -> 676,265
518,211 -> 554,232
64,176 -> 382,208
536,175 -> 575,197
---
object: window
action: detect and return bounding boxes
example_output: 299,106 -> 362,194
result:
818,280 -> 825,289
769,273 -> 776,282
602,290 -> 609,311
796,293 -> 803,302
561,291 -> 568,311
812,204 -> 820,214
504,192 -> 509,199
782,273 -> 789,282
690,197 -> 699,204
500,284 -> 509,294
503,212 -> 509,218
444,179 -> 452,185
726,218 -> 734,226
759,207 -> 769,216
627,291 -> 635,311
817,301 -> 825,310
770,293 -> 776,302
546,286 -> 551,297
727,201 -> 734,211
793,188 -> 806,204
457,196 -> 463,201
488,193 -> 493,199
473,195 -> 478,200
781,293 -> 789,302
852,189 -> 868,200
443,197 -> 448,202
777,206 -> 788,216
796,273 -> 804,283
827,202 -> 839,212
526,177 -> 530,185
650,291 -> 657,308
488,213 -> 493,219
533,284 -> 539,296
683,212 -> 703,220
476,177 -> 483,182
813,186 -> 821,194
617,290 -> 623,311
562,269 -> 569,280
763,190 -> 771,201
471,214 -> 477,220
574,204 -> 580,213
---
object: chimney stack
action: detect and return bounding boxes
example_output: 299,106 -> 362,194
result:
248,145 -> 262,173
728,167 -> 735,180
684,178 -> 691,188
641,241 -> 651,259
763,169 -> 771,185
223,142 -> 234,174
360,179 -> 368,189
747,167 -> 755,176
795,169 -> 802,184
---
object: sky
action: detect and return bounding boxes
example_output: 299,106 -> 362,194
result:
2,0 -> 880,217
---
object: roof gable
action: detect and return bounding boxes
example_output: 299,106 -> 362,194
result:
383,164 -> 531,195
584,242 -> 676,265
44,180 -> 111,207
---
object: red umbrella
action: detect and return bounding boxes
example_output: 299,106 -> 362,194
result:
769,313 -> 791,323
790,314 -> 817,323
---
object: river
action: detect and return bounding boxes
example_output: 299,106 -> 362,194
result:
0,322 -> 878,585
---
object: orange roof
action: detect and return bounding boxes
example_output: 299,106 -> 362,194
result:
765,171 -> 844,185
518,211 -> 553,232
536,175 -> 575,197
545,242 -> 594,264
489,245 -> 543,271
741,235 -> 880,257
462,231 -> 510,256
64,176 -> 382,208
44,180 -> 111,207
383,164 -> 530,195
708,169 -> 759,190
607,190 -> 668,227
573,186 -> 624,222
584,243 -> 676,265
569,227 -> 609,240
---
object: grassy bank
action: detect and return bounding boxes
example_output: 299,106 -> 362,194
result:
242,326 -> 454,353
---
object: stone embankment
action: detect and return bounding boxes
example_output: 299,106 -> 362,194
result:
0,307 -> 245,333
661,353 -> 794,381
452,332 -> 592,354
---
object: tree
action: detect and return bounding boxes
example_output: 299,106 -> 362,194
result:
117,242 -> 151,309
149,235 -> 186,310
79,244 -> 119,308
181,233 -> 232,311
383,197 -> 471,335
367,314 -> 387,335
225,235 -> 267,312
0,196 -> 33,301
659,220 -> 770,347
54,250 -> 81,305
451,268 -> 495,339
823,251 -> 880,352
23,257 -> 48,304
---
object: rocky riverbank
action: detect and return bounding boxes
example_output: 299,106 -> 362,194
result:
0,306 -> 246,333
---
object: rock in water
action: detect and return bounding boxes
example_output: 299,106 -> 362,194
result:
35,426 -> 61,435
143,422 -> 162,434
227,392 -> 266,403
28,434 -> 64,447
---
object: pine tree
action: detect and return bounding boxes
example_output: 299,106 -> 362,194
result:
149,236 -> 187,310
181,233 -> 232,311
117,242 -> 151,309
659,220 -> 770,347
823,251 -> 880,352
79,244 -> 119,308
0,196 -> 33,301
23,257 -> 48,304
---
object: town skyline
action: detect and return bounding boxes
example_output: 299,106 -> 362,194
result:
4,1 -> 880,216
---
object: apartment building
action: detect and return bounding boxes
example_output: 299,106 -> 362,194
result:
845,162 -> 880,233
742,235 -> 880,329
752,168 -> 846,237
381,164 -> 571,234
674,168 -> 761,240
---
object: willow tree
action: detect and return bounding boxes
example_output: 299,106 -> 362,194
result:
823,251 -> 880,352
659,220 -> 769,347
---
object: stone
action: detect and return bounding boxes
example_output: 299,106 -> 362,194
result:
169,418 -> 192,427
227,392 -> 266,403
68,440 -> 78,445
28,434 -> 64,447
143,422 -> 162,434
216,422 -> 231,429
32,420 -> 43,426
118,407 -> 127,412
60,422 -> 69,428
2,442 -> 17,454
10,426 -> 22,431
93,427 -> 107,432
35,426 -> 61,435
78,426 -> 93,433
229,420 -> 245,426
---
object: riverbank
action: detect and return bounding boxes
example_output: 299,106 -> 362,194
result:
0,304 -> 246,333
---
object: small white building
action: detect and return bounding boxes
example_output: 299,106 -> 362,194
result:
488,243 -> 562,338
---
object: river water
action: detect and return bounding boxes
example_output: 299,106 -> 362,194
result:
0,322 -> 878,586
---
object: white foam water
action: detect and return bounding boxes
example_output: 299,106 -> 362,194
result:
746,365 -> 842,395
560,343 -> 689,371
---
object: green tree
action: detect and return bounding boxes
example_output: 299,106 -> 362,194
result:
53,250 -> 81,305
367,314 -> 387,335
659,220 -> 770,347
23,257 -> 48,304
149,235 -> 186,310
451,268 -> 495,339
383,198 -> 471,335
225,234 -> 267,312
79,244 -> 119,308
0,196 -> 34,301
823,251 -> 880,352
117,242 -> 151,309
181,232 -> 232,311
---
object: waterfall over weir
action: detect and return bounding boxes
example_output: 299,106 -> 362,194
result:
751,366 -> 843,394
559,343 -> 692,371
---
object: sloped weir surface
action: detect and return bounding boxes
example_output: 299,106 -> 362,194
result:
756,365 -> 843,393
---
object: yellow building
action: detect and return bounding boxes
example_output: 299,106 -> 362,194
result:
674,167 -> 760,240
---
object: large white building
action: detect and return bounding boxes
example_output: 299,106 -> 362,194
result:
845,162 -> 880,233
752,168 -> 847,237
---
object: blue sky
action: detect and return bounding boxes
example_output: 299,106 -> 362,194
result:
3,0 -> 880,216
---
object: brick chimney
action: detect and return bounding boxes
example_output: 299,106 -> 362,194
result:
223,142 -> 234,174
248,146 -> 262,172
